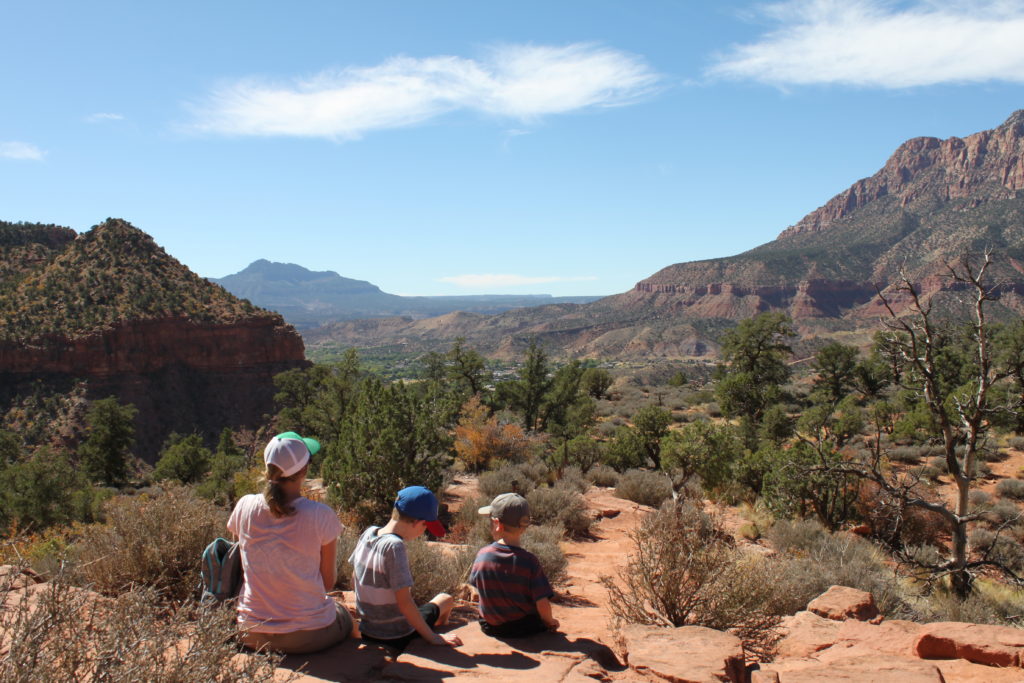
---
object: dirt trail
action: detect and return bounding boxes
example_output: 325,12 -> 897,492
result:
552,487 -> 647,645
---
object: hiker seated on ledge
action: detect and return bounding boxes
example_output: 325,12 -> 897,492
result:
469,493 -> 559,638
350,486 -> 462,651
228,432 -> 357,654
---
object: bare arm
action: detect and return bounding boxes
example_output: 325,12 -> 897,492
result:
536,598 -> 559,630
320,539 -> 337,592
394,587 -> 460,646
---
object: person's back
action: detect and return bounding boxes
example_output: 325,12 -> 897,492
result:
229,493 -> 340,632
228,431 -> 353,654
350,525 -> 413,639
469,493 -> 558,638
351,486 -> 462,650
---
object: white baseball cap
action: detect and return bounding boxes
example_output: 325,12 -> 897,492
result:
264,431 -> 320,477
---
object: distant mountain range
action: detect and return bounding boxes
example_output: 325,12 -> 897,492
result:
303,110 -> 1024,360
210,260 -> 601,328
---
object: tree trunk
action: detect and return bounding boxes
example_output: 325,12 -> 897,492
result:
950,475 -> 972,597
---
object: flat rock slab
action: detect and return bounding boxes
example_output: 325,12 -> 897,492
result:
813,619 -> 924,661
935,657 -> 1024,682
759,655 -> 944,683
620,624 -> 745,683
777,611 -> 842,658
915,621 -> 1024,667
806,585 -> 881,623
381,620 -> 623,681
274,640 -> 391,682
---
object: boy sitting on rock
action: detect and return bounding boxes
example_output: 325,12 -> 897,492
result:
350,486 -> 462,650
469,493 -> 560,638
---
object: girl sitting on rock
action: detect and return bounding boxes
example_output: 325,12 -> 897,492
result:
228,431 -> 356,653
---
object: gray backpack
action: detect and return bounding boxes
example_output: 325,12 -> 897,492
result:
200,537 -> 243,603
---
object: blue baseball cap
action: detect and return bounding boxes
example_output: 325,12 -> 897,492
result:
394,486 -> 445,537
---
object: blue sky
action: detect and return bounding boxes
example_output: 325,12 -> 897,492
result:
3,1 -> 1024,296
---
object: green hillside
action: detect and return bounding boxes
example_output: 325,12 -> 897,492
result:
0,218 -> 272,341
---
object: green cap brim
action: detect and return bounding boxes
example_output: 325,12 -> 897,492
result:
274,431 -> 321,456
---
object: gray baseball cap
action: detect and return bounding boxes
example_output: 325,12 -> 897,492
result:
478,493 -> 531,527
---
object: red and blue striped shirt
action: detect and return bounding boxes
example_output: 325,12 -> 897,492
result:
468,542 -> 553,626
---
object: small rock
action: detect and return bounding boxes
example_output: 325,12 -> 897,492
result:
566,659 -> 610,682
915,621 -> 1024,668
0,565 -> 45,591
807,585 -> 881,623
621,624 -> 745,683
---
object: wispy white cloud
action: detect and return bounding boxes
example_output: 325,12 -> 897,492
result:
86,112 -> 125,122
439,274 -> 599,288
708,0 -> 1024,88
0,141 -> 44,161
191,43 -> 659,140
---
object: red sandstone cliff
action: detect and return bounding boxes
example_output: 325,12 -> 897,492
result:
0,220 -> 309,460
780,110 -> 1024,239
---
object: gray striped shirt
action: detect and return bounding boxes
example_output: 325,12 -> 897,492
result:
350,526 -> 415,639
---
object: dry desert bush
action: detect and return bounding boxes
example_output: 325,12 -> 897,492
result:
526,485 -> 592,539
996,477 -> 1024,501
553,464 -> 591,494
614,468 -> 673,508
586,463 -> 620,487
603,500 -> 783,661
405,537 -> 476,604
478,462 -> 545,498
765,518 -> 910,618
0,568 -> 285,682
71,484 -> 227,602
917,580 -> 1024,625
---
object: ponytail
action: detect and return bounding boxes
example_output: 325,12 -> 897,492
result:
264,463 -> 302,517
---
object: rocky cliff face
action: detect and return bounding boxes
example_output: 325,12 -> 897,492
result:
304,111 -> 1024,360
780,110 -> 1024,238
0,317 -> 303,376
0,220 -> 308,460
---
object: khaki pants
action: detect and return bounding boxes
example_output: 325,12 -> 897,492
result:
241,603 -> 354,655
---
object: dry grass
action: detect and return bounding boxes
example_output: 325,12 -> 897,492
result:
0,567 -> 285,682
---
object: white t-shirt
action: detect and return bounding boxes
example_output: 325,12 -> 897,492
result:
227,493 -> 343,633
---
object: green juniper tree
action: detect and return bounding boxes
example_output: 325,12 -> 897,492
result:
321,377 -> 453,527
79,397 -> 137,487
714,312 -> 795,448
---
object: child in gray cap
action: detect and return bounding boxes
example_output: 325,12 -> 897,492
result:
468,493 -> 559,638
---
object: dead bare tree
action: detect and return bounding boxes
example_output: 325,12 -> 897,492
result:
850,252 -> 1019,597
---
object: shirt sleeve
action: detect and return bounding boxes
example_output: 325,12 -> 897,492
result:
467,548 -> 485,587
385,538 -> 414,590
317,503 -> 343,545
226,496 -> 243,536
530,555 -> 554,601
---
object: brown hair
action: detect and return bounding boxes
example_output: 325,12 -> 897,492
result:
390,507 -> 419,524
264,463 -> 306,517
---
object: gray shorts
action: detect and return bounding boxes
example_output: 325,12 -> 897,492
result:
240,602 -> 354,655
